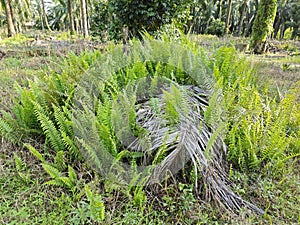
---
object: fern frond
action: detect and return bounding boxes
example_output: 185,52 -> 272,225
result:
0,117 -> 15,142
14,153 -> 25,171
41,163 -> 62,179
33,102 -> 64,152
59,177 -> 73,188
85,185 -> 93,202
54,151 -> 66,170
24,143 -> 45,162
13,83 -> 39,131
76,138 -> 103,173
44,179 -> 65,187
84,186 -> 105,221
53,105 -> 72,135
68,165 -> 77,183
61,131 -> 80,159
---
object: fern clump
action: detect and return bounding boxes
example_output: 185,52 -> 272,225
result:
72,37 -> 264,214
214,47 -> 300,175
0,51 -> 101,168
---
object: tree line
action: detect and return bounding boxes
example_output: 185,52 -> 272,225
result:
0,0 -> 299,53
0,0 -> 89,37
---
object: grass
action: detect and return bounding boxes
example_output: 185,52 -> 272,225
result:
253,54 -> 300,96
2,146 -> 298,224
0,142 -> 299,224
0,34 -> 299,224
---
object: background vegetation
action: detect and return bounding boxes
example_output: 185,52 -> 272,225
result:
0,1 -> 299,44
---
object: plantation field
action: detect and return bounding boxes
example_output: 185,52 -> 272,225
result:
0,34 -> 299,224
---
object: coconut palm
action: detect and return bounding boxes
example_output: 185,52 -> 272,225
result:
67,0 -> 75,34
251,0 -> 277,53
12,0 -> 33,32
1,0 -> 16,36
224,0 -> 233,34
80,0 -> 88,37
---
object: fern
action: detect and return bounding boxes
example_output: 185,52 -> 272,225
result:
61,131 -> 80,160
13,153 -> 25,171
42,163 -> 62,179
54,151 -> 66,171
0,117 -> 15,142
41,162 -> 78,190
12,83 -> 40,135
68,165 -> 77,184
84,186 -> 105,221
53,105 -> 72,135
214,46 -> 300,175
24,143 -> 45,162
33,101 -> 64,152
77,138 -> 103,173
59,176 -> 74,189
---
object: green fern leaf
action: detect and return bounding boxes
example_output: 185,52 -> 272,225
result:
44,179 -> 64,187
0,117 -> 16,142
33,102 -> 64,152
53,105 -> 72,135
61,131 -> 80,159
54,151 -> 66,170
68,165 -> 77,183
59,177 -> 73,188
24,143 -> 45,162
13,153 -> 24,171
42,163 -> 61,179
84,186 -> 93,202
77,138 -> 103,172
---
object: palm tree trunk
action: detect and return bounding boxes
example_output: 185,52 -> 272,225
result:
250,0 -> 277,54
41,0 -> 51,31
224,0 -> 232,34
4,0 -> 16,37
237,0 -> 247,36
218,0 -> 223,20
291,26 -> 299,40
68,0 -> 75,34
80,0 -> 89,38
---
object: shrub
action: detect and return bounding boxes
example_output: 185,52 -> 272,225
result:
207,19 -> 225,37
90,0 -> 192,40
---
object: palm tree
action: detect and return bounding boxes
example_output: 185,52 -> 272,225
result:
80,0 -> 88,37
12,0 -> 33,32
237,0 -> 247,36
68,0 -> 75,34
41,0 -> 51,30
224,0 -> 232,34
2,0 -> 16,36
250,0 -> 277,53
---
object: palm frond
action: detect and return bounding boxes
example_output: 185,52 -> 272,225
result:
123,84 -> 264,215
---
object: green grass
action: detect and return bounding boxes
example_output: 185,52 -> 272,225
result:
0,144 -> 299,224
0,34 -> 34,46
1,147 -> 298,224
